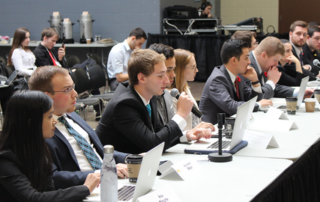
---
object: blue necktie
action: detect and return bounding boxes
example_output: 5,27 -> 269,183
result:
58,116 -> 101,170
146,104 -> 152,117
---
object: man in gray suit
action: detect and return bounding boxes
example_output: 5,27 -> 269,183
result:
200,39 -> 272,125
249,37 -> 313,99
148,43 -> 175,125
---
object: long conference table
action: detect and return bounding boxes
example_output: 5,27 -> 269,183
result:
84,98 -> 320,201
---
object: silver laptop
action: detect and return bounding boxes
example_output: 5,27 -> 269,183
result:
184,96 -> 257,154
276,76 -> 309,110
0,70 -> 18,88
118,142 -> 164,202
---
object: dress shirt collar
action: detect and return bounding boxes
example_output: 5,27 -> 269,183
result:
225,67 -> 237,83
252,51 -> 262,74
290,41 -> 302,58
135,89 -> 150,106
53,113 -> 67,121
124,39 -> 131,51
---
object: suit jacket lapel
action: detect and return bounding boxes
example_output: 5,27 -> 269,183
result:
220,65 -> 237,100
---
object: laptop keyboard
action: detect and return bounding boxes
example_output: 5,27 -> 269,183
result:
118,185 -> 135,201
207,141 -> 231,149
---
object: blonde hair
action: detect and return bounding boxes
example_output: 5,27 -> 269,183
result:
255,37 -> 285,57
128,49 -> 166,85
171,49 -> 194,93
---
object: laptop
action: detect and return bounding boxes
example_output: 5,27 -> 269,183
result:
0,70 -> 18,88
84,142 -> 164,202
185,96 -> 257,154
276,76 -> 309,110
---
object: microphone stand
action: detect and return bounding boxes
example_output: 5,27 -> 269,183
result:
208,113 -> 233,162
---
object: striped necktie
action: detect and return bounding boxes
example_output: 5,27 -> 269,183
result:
58,116 -> 101,170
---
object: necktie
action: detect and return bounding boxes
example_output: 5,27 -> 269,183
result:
299,52 -> 304,66
146,104 -> 152,118
48,50 -> 57,66
58,116 -> 101,170
234,77 -> 240,99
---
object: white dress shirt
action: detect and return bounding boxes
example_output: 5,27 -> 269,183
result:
54,114 -> 102,172
11,47 -> 37,76
107,40 -> 132,79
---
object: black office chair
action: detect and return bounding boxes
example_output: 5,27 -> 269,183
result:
0,56 -> 6,66
65,55 -> 81,68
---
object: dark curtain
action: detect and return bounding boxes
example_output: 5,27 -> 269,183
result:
251,138 -> 320,202
146,33 -> 289,82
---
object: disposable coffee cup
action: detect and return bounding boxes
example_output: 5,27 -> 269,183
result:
127,155 -> 143,183
314,89 -> 320,104
304,98 -> 316,112
224,117 -> 235,139
286,97 -> 298,115
86,38 -> 91,44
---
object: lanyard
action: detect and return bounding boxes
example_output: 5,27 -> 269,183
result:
45,47 -> 57,66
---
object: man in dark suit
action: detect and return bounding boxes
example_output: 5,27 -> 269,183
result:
33,28 -> 65,67
200,39 -> 271,125
289,21 -> 319,76
28,66 -> 129,189
249,37 -> 296,98
148,43 -> 175,126
96,49 -> 213,154
303,25 -> 320,76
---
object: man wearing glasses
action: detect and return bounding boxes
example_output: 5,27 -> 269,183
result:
290,20 -> 319,76
28,66 -> 130,189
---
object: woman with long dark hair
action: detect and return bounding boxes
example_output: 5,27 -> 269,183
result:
7,27 -> 37,76
0,91 -> 100,202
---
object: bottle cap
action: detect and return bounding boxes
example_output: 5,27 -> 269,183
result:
103,145 -> 114,154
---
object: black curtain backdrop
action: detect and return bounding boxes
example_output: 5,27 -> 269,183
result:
146,33 -> 289,82
251,138 -> 320,202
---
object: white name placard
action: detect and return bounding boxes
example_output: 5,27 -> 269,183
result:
243,129 -> 279,149
137,186 -> 181,202
160,157 -> 201,180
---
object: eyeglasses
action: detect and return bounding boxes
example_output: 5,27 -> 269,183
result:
49,84 -> 75,93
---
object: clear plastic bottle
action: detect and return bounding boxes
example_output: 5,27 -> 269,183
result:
101,145 -> 118,202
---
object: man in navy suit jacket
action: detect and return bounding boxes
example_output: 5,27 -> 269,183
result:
200,39 -> 271,125
28,66 -> 129,189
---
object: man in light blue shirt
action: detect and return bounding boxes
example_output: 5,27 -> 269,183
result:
107,28 -> 147,90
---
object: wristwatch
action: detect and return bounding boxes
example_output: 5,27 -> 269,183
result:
251,80 -> 260,85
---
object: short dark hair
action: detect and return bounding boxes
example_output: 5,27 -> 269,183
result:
231,31 -> 257,48
128,49 -> 165,86
308,25 -> 320,37
290,20 -> 308,32
129,28 -> 147,40
308,22 -> 320,27
41,28 -> 58,40
221,39 -> 250,64
148,43 -> 174,60
201,2 -> 212,10
28,66 -> 69,93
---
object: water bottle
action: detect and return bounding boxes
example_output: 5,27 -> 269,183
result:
101,145 -> 118,202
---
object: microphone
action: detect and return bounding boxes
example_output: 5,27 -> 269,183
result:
170,88 -> 203,118
313,59 -> 320,68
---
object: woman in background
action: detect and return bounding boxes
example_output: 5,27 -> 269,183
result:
170,49 -> 200,130
7,27 -> 37,76
0,91 -> 99,202
199,2 -> 212,18
277,39 -> 307,86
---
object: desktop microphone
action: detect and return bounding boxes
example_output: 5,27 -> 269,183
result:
313,59 -> 320,68
170,88 -> 203,118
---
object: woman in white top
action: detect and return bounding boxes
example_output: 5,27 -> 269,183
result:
7,28 -> 36,76
170,49 -> 200,130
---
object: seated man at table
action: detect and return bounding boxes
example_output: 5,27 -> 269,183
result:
33,28 -> 65,67
200,39 -> 270,125
107,27 -> 147,91
28,66 -> 130,189
231,31 -> 258,51
303,25 -> 320,76
96,49 -> 213,154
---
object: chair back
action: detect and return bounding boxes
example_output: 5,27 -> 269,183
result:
65,55 -> 81,68
69,68 -> 91,94
86,64 -> 106,89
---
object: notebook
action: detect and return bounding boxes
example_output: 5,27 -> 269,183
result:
184,96 -> 257,154
0,70 -> 18,88
84,142 -> 164,202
